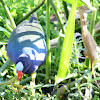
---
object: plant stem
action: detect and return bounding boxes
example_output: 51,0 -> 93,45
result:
55,0 -> 77,83
0,0 -> 16,29
62,0 -> 69,20
90,11 -> 96,36
90,0 -> 96,37
46,0 -> 51,83
16,0 -> 45,25
50,0 -> 66,35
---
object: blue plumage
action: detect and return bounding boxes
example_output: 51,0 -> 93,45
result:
7,13 -> 47,75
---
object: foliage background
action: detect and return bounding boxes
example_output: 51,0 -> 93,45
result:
0,0 -> 100,99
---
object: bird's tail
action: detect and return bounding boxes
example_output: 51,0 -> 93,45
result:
29,13 -> 37,23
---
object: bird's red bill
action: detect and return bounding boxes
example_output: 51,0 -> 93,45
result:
17,71 -> 23,81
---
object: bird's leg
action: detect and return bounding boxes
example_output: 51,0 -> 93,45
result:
91,61 -> 94,76
91,61 -> 96,79
91,61 -> 100,88
30,72 -> 36,97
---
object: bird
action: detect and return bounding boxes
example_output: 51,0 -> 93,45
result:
7,13 -> 47,81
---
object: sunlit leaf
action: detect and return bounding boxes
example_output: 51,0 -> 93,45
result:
81,0 -> 96,11
43,84 -> 55,87
55,0 -> 77,83
92,77 -> 100,82
63,0 -> 76,4
63,0 -> 96,11
63,0 -> 84,7
33,83 -> 44,89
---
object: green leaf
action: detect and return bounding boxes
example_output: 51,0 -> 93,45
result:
92,77 -> 100,82
33,83 -> 44,89
63,0 -> 84,7
43,84 -> 55,88
63,0 -> 76,4
55,0 -> 77,83
0,26 -> 11,38
81,0 -> 96,11
21,89 -> 30,95
63,0 -> 96,11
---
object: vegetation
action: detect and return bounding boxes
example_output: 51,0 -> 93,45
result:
0,0 -> 100,99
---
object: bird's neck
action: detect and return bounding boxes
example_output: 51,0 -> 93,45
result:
16,53 -> 35,73
16,54 -> 31,69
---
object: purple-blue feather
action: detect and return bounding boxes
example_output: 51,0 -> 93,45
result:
7,13 -> 47,74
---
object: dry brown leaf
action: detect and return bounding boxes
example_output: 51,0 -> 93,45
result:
78,6 -> 98,62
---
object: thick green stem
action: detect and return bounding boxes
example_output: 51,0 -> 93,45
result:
0,0 -> 16,29
90,11 -> 96,36
62,1 -> 69,20
50,0 -> 66,35
46,0 -> 51,83
90,0 -> 96,36
16,0 -> 45,25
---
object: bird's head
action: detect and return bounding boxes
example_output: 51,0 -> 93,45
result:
15,54 -> 31,81
16,62 -> 24,81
